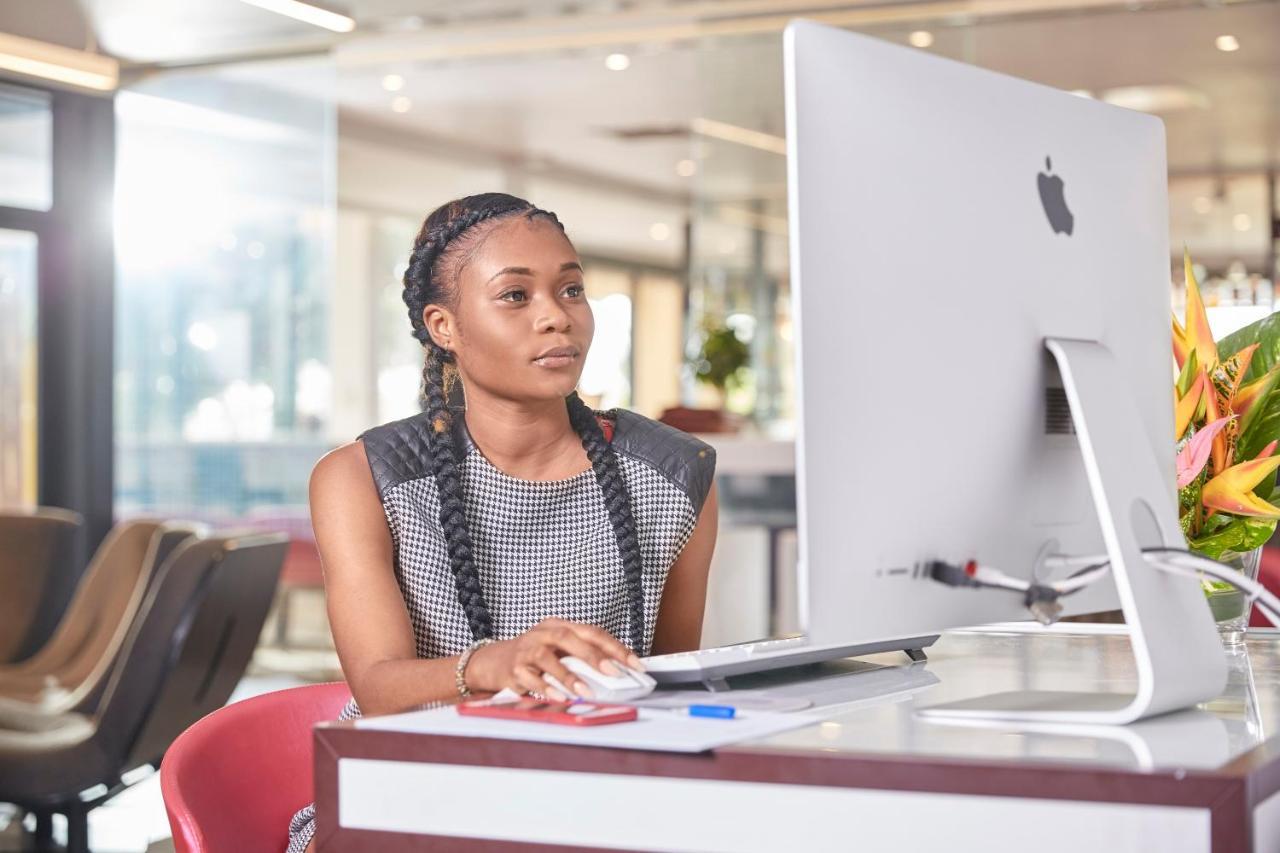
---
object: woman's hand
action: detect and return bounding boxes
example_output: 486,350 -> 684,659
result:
465,618 -> 643,700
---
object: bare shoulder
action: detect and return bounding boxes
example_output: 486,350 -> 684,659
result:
310,440 -> 381,516
311,440 -> 373,489
309,440 -> 393,575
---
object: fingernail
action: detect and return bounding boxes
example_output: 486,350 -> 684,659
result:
628,655 -> 645,671
574,680 -> 593,697
599,659 -> 621,676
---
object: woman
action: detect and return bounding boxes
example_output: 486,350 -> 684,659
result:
287,193 -> 719,851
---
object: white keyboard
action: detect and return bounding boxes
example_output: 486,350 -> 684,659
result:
641,635 -> 939,685
643,637 -> 809,673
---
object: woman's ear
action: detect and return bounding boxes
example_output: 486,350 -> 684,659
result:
423,304 -> 454,351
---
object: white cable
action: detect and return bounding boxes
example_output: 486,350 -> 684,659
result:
1053,562 -> 1111,593
969,560 -> 1109,596
967,564 -> 1031,592
958,549 -> 1280,627
1142,549 -> 1280,628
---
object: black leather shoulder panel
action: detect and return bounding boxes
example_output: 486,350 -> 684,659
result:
357,411 -> 464,496
358,407 -> 716,516
609,409 -> 717,517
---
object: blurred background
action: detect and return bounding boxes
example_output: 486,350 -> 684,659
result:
0,1 -> 1277,848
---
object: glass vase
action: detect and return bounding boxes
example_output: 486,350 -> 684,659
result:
1202,547 -> 1263,647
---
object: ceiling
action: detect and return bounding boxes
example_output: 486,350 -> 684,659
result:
14,0 -> 1278,267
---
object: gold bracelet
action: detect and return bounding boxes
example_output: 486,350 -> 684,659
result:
455,638 -> 493,698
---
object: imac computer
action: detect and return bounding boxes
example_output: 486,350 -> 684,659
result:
645,19 -> 1227,724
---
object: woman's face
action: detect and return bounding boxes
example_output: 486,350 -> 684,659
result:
426,215 -> 595,404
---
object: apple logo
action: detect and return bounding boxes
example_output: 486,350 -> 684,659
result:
1037,156 -> 1074,236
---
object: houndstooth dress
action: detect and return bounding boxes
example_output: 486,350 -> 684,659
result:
285,406 -> 716,851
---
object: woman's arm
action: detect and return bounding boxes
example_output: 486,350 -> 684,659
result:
311,441 -> 459,715
312,441 -> 641,714
649,480 -> 720,655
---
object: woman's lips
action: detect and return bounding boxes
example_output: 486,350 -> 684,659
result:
533,353 -> 578,369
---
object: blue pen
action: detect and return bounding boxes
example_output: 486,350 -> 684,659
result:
681,704 -> 736,719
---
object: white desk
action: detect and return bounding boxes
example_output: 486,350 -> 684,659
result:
315,627 -> 1279,852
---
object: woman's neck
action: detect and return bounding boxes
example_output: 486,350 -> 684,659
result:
461,392 -> 590,481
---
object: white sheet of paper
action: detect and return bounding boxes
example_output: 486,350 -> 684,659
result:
355,704 -> 820,753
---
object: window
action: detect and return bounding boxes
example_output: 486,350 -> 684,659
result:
0,229 -> 38,505
0,85 -> 52,212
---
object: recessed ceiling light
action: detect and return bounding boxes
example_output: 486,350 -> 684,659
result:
649,223 -> 670,241
1215,35 -> 1240,52
382,74 -> 404,92
675,159 -> 697,177
1193,196 -> 1213,214
908,31 -> 934,48
605,53 -> 630,71
1233,213 -> 1251,231
391,96 -> 411,113
236,0 -> 355,33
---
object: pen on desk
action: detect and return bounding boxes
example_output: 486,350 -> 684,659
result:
675,704 -> 736,719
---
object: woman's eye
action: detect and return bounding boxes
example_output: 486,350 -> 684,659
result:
565,284 -> 585,297
500,290 -> 526,302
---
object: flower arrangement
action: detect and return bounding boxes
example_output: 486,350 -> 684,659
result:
1173,250 -> 1280,563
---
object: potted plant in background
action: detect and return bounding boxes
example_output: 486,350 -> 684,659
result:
1174,250 -> 1280,645
659,318 -> 750,434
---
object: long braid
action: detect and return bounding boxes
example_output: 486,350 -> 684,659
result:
566,391 -> 646,653
422,341 -> 493,639
401,193 -> 647,651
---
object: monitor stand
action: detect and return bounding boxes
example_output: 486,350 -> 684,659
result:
919,338 -> 1227,725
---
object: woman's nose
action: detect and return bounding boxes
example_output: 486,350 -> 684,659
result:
536,299 -> 572,332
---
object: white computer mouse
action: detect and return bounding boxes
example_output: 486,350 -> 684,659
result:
544,655 -> 656,702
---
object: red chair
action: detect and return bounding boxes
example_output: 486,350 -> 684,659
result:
161,682 -> 350,853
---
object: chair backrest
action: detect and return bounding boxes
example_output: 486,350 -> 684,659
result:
89,530 -> 288,775
0,507 -> 83,662
126,530 -> 288,766
161,682 -> 350,853
57,521 -> 207,715
13,518 -> 164,685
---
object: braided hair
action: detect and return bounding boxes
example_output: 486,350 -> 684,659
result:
401,193 -> 648,653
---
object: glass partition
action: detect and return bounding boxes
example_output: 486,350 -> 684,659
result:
114,63 -> 335,523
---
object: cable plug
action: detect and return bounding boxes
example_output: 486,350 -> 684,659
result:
926,560 -> 983,588
1024,584 -> 1063,625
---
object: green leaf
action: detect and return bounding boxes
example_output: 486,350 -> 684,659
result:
1187,516 -> 1278,561
1176,350 -> 1199,397
1239,396 -> 1280,462
1218,312 -> 1280,381
1259,467 -> 1280,508
1218,312 -> 1280,461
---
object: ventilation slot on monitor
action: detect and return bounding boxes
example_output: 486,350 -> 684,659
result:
1045,387 -> 1076,435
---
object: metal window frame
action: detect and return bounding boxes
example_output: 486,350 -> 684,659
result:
0,83 -> 115,564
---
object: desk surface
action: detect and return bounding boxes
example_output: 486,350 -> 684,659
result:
315,627 -> 1280,852
748,626 -> 1272,772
